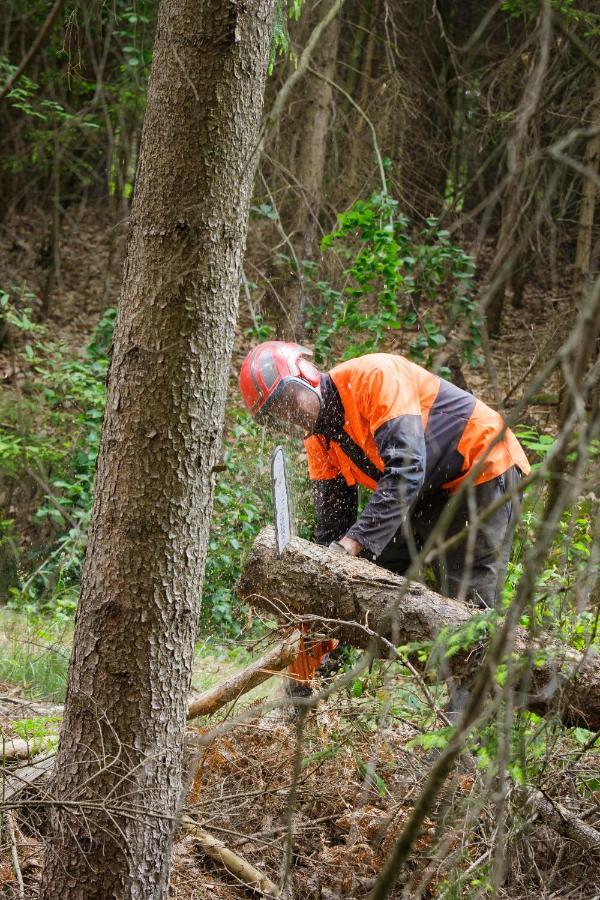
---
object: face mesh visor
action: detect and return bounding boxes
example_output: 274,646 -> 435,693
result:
257,379 -> 318,431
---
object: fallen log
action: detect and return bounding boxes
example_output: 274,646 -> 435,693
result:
1,753 -> 56,803
520,788 -> 600,852
238,527 -> 600,731
1,738 -> 35,762
1,736 -> 56,762
187,629 -> 301,720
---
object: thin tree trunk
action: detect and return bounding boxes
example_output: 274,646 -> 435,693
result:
40,136 -> 62,316
346,0 -> 377,190
549,79 -> 600,427
485,9 -> 551,337
344,0 -> 370,99
39,1 -> 275,897
572,72 -> 600,305
284,0 -> 342,338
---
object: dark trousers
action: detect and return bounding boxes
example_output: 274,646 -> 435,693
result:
371,466 -> 522,609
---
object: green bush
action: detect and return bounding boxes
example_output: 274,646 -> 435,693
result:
4,304 -> 113,619
202,409 -> 272,635
305,191 -> 480,372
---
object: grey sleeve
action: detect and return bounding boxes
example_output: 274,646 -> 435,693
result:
346,415 -> 426,556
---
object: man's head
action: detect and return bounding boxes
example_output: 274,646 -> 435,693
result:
239,342 -> 322,434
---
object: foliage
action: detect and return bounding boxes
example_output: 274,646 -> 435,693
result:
0,611 -> 69,701
3,302 -> 113,620
512,426 -> 598,641
270,0 -> 304,72
9,714 -> 61,754
500,0 -> 600,36
0,2 -> 153,201
514,425 -> 556,459
0,296 -> 276,635
203,421 -> 312,635
305,191 -> 480,374
0,287 -> 44,335
202,409 -> 272,636
0,0 -> 306,203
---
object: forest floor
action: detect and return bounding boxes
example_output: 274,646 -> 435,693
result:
2,663 -> 600,899
1,207 -> 592,898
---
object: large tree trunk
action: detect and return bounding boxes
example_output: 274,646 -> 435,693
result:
39,1 -> 275,898
239,528 -> 600,731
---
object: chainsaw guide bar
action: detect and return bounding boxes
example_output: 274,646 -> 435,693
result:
271,445 -> 295,556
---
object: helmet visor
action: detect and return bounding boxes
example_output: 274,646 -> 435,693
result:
257,378 -> 321,433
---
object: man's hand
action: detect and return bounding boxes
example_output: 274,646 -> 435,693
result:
338,535 -> 363,556
328,536 -> 363,557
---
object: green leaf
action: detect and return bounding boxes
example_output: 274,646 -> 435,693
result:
352,678 -> 363,698
572,727 -> 594,746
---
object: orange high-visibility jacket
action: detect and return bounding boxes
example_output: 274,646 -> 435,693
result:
304,353 -> 530,557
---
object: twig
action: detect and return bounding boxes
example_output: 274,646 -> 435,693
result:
279,709 -> 307,895
6,811 -> 25,900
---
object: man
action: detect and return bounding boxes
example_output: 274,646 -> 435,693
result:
239,341 -> 529,688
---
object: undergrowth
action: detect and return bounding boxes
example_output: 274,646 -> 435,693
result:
0,293 -> 275,637
0,204 -> 597,706
0,610 -> 70,701
304,190 -> 481,371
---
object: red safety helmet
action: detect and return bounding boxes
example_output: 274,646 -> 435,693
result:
239,341 -> 321,422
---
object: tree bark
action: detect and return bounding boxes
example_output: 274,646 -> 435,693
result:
239,528 -> 600,731
39,1 -> 275,898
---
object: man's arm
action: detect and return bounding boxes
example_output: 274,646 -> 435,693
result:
342,362 -> 426,558
344,416 -> 426,557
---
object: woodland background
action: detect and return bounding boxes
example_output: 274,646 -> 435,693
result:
0,1 -> 599,898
